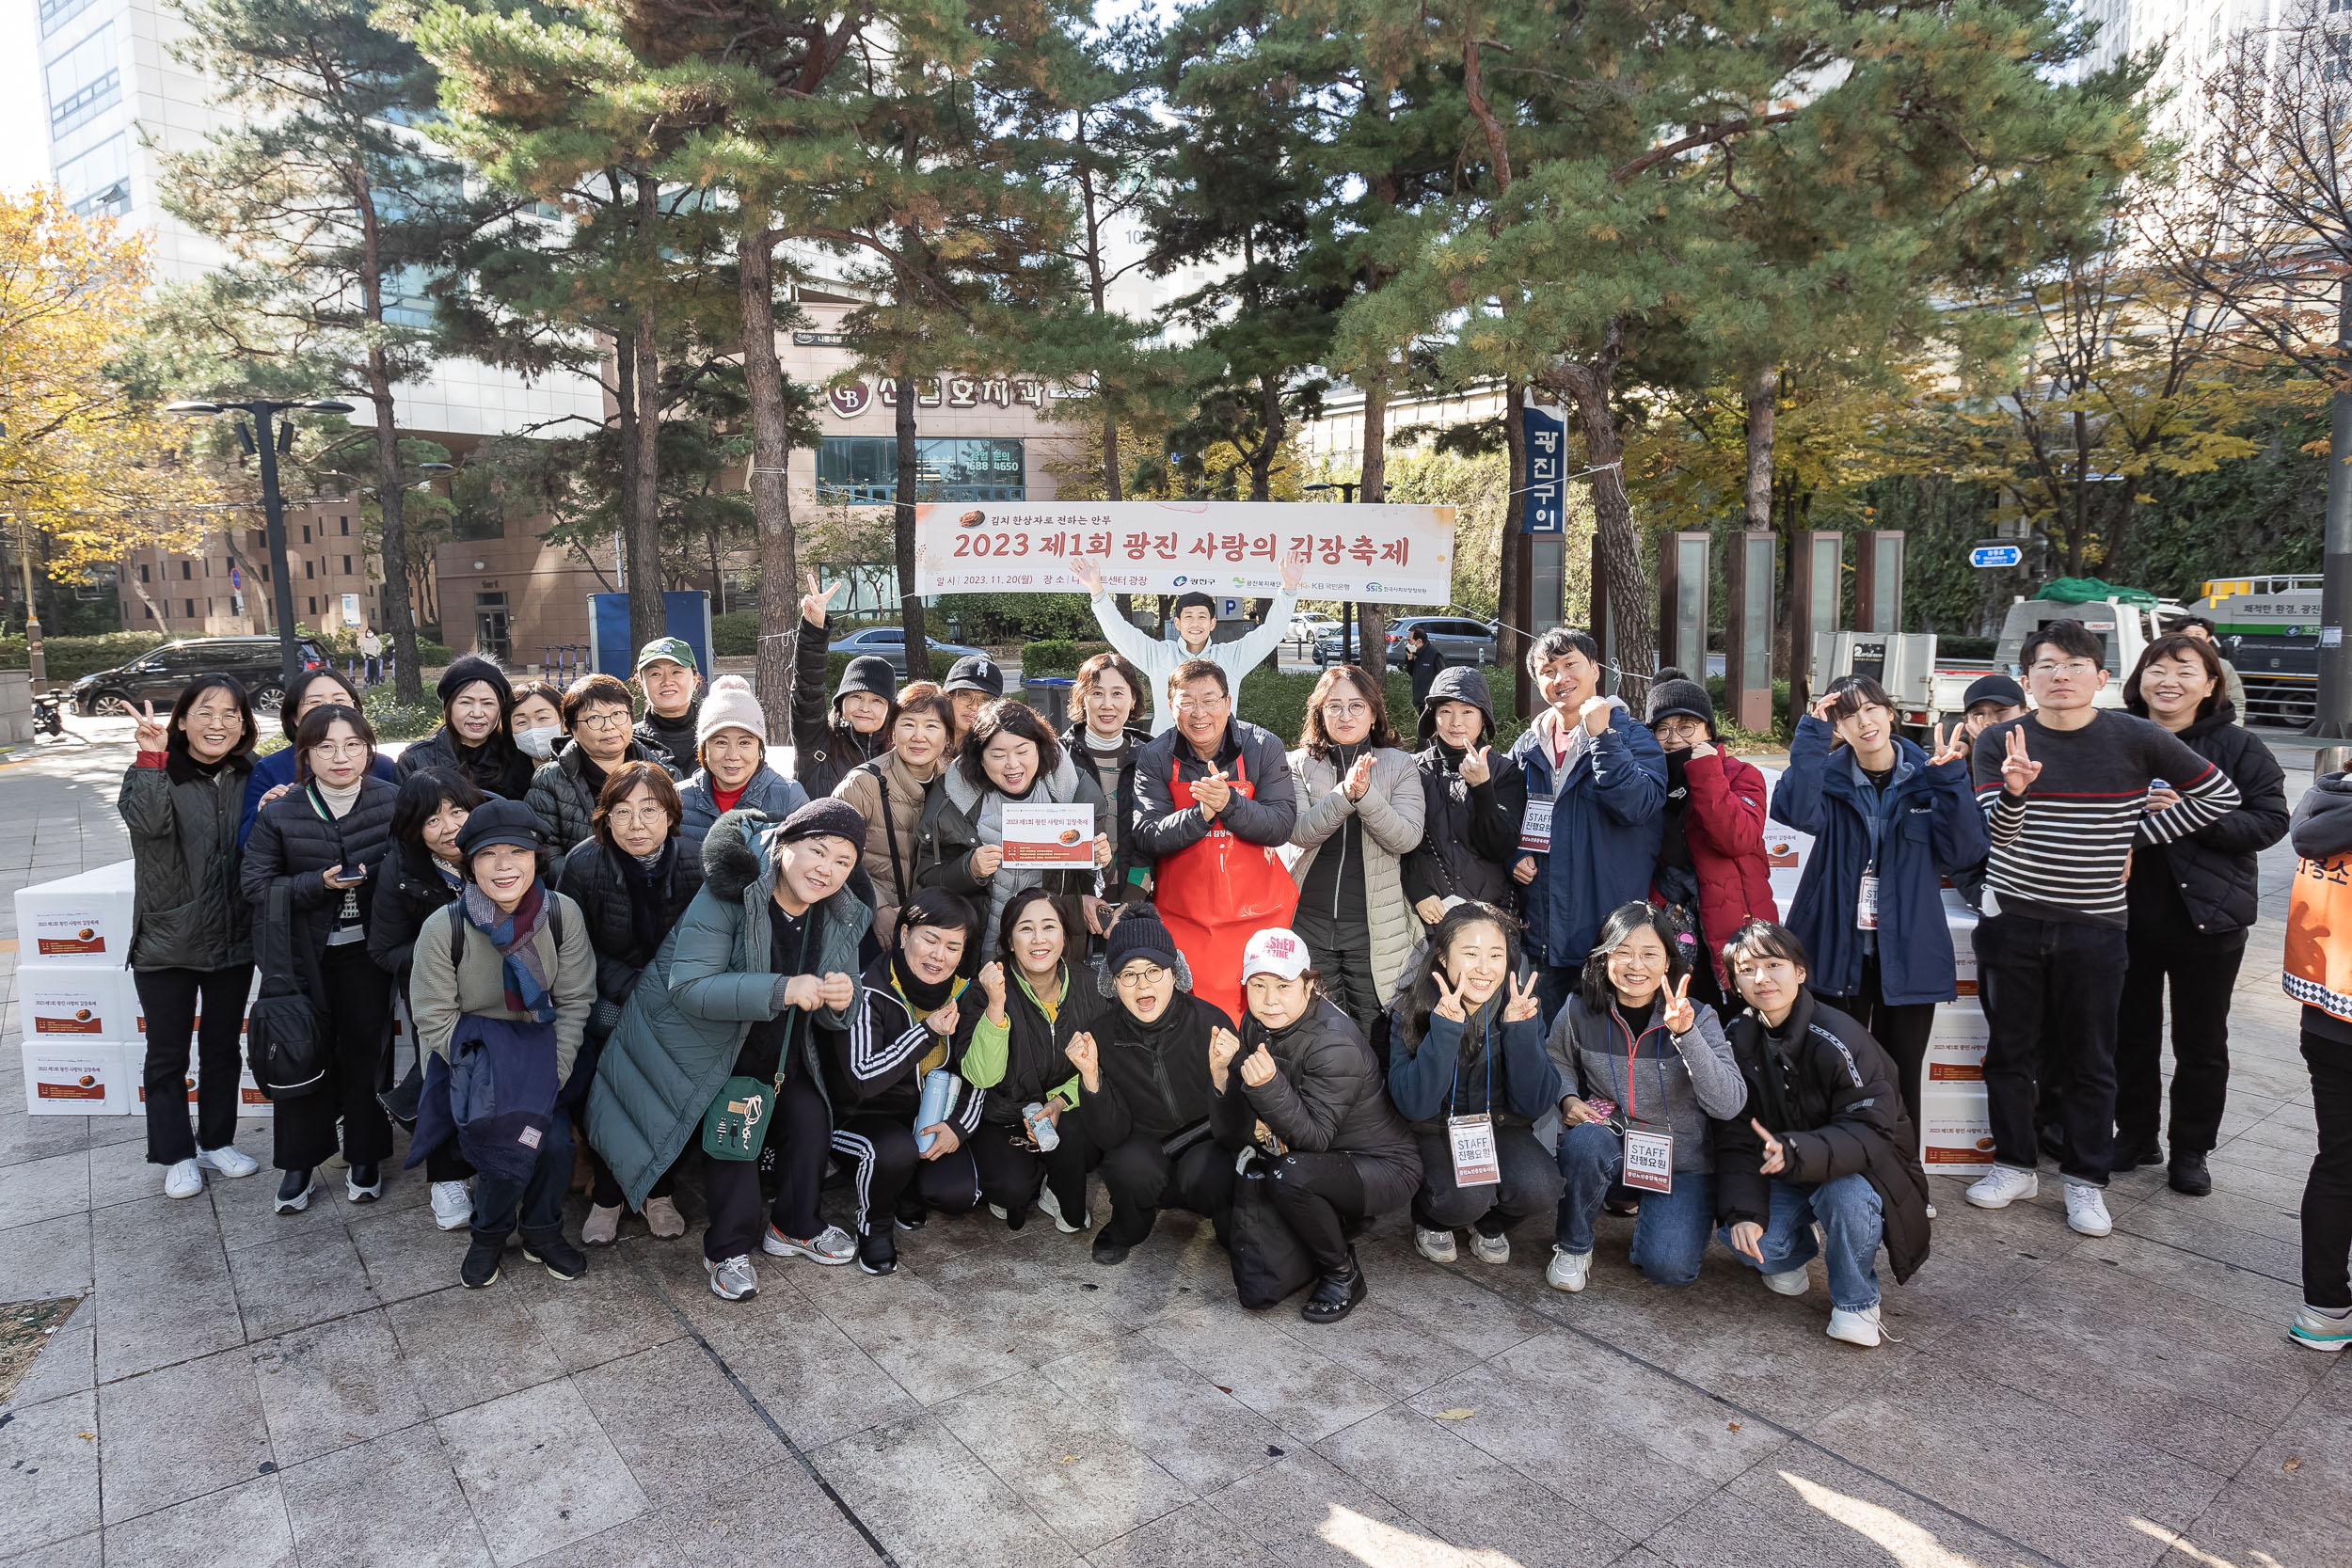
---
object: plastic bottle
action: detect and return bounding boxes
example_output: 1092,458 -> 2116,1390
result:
914,1069 -> 956,1154
1023,1101 -> 1060,1151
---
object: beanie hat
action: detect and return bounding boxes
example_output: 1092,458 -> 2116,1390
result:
944,655 -> 1006,699
773,796 -> 866,847
1104,906 -> 1180,975
1243,927 -> 1311,982
437,654 -> 513,712
834,656 -> 898,716
696,674 -> 767,750
1645,668 -> 1717,738
454,797 -> 542,860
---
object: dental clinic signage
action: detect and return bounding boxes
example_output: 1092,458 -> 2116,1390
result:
827,376 -> 1051,418
913,500 -> 1456,602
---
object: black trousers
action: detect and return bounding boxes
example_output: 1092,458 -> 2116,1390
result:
2115,927 -> 2248,1157
1817,955 -> 1937,1132
588,1145 -> 676,1210
925,1121 -> 1059,1216
471,1116 -> 571,1242
1977,912 -> 2129,1186
1097,1130 -> 1236,1247
134,964 -> 253,1165
271,943 -> 394,1173
2303,1031 -> 2352,1310
740,1074 -> 971,1258
1265,1150 -> 1367,1272
1294,909 -> 1384,1039
1411,1124 -> 1564,1236
424,1144 -> 476,1183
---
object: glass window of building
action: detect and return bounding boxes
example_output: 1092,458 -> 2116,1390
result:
816,436 -> 1025,504
46,25 -> 119,135
40,0 -> 97,38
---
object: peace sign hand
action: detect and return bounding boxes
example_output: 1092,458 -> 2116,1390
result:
1752,1117 -> 1788,1176
800,571 -> 844,628
135,701 -> 168,754
1432,972 -> 1470,1023
1661,974 -> 1695,1036
1459,744 -> 1491,786
2000,727 -> 2042,796
1501,970 -> 1541,1023
1928,721 -> 1971,769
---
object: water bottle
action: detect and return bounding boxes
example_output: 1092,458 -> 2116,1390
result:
914,1069 -> 956,1154
1023,1101 -> 1060,1151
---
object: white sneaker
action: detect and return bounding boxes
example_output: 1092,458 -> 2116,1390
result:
763,1223 -> 857,1264
164,1158 -> 204,1199
2064,1180 -> 2113,1237
1762,1266 -> 1811,1296
196,1144 -> 259,1179
1546,1246 -> 1592,1293
1965,1165 -> 2039,1210
1470,1231 -> 1510,1266
706,1255 -> 759,1300
1415,1227 -> 1457,1264
429,1180 -> 472,1232
1036,1186 -> 1088,1233
1826,1305 -> 1883,1347
988,1204 -> 1009,1222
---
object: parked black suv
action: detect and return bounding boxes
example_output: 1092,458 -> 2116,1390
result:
71,636 -> 334,718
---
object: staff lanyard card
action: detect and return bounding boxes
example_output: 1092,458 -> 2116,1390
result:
1518,797 -> 1554,855
1621,1128 -> 1675,1193
1447,1113 -> 1502,1186
1856,871 -> 1880,931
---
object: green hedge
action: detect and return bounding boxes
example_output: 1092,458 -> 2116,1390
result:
0,632 -> 167,683
1019,641 -> 1115,675
713,610 -> 757,657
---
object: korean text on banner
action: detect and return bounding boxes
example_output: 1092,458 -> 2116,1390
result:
1001,803 -> 1096,869
912,500 -> 1454,603
1520,404 -> 1568,534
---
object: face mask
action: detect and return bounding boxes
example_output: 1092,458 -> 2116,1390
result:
516,725 -> 563,761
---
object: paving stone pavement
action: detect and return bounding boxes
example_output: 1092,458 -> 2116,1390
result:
0,724 -> 2346,1568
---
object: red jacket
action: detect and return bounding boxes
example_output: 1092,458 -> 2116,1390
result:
1655,750 -> 1777,985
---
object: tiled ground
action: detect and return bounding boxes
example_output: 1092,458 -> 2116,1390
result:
0,722 -> 2344,1568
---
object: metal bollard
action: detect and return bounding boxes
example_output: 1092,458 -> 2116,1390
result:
2316,745 -> 2352,780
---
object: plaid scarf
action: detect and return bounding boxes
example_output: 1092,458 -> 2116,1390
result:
462,879 -> 555,1023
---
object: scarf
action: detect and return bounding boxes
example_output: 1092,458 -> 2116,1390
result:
889,945 -> 961,1013
617,841 -> 675,958
462,879 -> 556,1022
167,748 -> 246,786
432,855 -> 464,895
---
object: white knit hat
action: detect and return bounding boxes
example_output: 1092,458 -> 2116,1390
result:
695,674 -> 767,750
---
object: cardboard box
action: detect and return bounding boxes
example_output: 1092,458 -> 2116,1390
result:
1947,905 -> 1979,995
16,964 -> 139,1041
131,1050 -> 273,1117
1920,1083 -> 1995,1174
1925,1031 -> 1986,1085
1930,997 -> 1988,1048
22,1040 -> 131,1115
12,860 -> 137,964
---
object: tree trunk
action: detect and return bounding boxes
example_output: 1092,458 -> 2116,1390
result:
1555,328 -> 1655,683
741,229 -> 799,738
368,351 -> 417,689
1746,365 -> 1790,687
1358,373 -> 1389,681
896,372 -> 930,681
628,304 -> 665,656
1248,375 -> 1283,502
1500,380 -> 1526,709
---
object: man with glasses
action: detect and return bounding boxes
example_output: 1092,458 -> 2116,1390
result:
1067,551 -> 1309,734
526,674 -> 664,853
1963,619 -> 2242,1237
1131,660 -> 1299,1024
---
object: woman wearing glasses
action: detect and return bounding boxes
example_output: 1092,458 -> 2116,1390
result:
243,703 -> 400,1212
1283,665 -> 1425,1037
527,673 -> 664,854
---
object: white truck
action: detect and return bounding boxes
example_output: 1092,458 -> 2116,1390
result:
1922,594 -> 2180,735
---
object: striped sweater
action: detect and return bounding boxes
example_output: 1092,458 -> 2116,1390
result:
1969,711 -> 2242,928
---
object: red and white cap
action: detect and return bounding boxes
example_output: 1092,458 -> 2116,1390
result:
1242,927 -> 1311,982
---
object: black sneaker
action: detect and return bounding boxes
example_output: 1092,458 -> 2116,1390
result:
894,1195 -> 928,1232
345,1163 -> 382,1203
274,1168 -> 316,1213
1301,1252 -> 1367,1324
2113,1136 -> 2165,1170
460,1235 -> 504,1289
1091,1233 -> 1132,1267
522,1229 -> 587,1281
2168,1151 -> 2213,1196
857,1226 -> 898,1276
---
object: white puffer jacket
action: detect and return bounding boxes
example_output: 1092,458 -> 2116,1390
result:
1282,745 -> 1426,1006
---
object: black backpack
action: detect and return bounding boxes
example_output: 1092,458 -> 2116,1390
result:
247,882 -> 326,1101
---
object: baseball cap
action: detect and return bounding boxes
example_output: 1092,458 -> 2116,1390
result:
634,637 -> 697,674
1243,927 -> 1311,982
1962,673 -> 2026,714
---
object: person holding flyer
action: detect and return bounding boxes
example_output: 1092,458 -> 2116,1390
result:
930,702 -> 1111,959
1130,660 -> 1300,1024
1540,903 -> 1743,1293
1067,552 -> 1307,734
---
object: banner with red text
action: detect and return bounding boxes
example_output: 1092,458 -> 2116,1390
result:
912,500 -> 1456,602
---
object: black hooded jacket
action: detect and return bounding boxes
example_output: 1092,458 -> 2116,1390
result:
367,837 -> 462,1003
790,619 -> 894,799
1400,666 -> 1527,912
397,728 -> 535,800
1713,990 -> 1931,1285
2127,701 -> 2287,937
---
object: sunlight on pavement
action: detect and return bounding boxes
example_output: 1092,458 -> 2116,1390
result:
1318,1504 -> 1526,1567
1782,1470 -> 1981,1567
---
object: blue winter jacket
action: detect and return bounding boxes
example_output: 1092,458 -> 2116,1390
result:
1506,706 -> 1667,969
406,1014 -> 560,1185
677,766 -> 809,858
1767,717 -> 1990,1006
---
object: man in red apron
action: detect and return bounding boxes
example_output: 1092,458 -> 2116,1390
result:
1131,660 -> 1300,1024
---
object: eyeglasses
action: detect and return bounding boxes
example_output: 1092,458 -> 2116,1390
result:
1175,695 -> 1228,712
2028,659 -> 2099,678
310,741 -> 369,759
576,709 -> 633,730
606,805 -> 670,828
1115,964 -> 1169,989
1321,701 -> 1371,721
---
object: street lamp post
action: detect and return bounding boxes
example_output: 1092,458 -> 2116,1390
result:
1301,481 -> 1360,662
167,398 -> 355,688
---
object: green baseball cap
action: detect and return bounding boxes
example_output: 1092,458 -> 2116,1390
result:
633,636 -> 697,674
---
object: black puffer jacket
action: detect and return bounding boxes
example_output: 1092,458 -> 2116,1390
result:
556,835 -> 705,1043
242,777 -> 399,1000
1082,990 -> 1232,1148
1401,669 -> 1526,914
1714,990 -> 1930,1285
366,837 -> 462,1003
397,727 -> 534,800
526,740 -> 660,855
790,618 -> 893,799
119,754 -> 255,972
1215,995 -> 1421,1213
2132,702 -> 2288,934
958,963 -> 1110,1126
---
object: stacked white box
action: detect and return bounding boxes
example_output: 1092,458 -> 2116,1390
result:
24,1043 -> 133,1115
17,964 -> 140,1045
13,861 -> 141,1116
13,861 -> 137,965
132,1051 -> 272,1117
1920,1085 -> 1995,1174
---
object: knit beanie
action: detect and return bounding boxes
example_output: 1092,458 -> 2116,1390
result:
834,656 -> 898,713
437,655 -> 514,711
1104,906 -> 1181,975
773,796 -> 866,847
695,674 -> 767,750
1645,668 -> 1717,738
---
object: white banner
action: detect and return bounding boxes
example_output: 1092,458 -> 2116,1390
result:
913,500 -> 1455,601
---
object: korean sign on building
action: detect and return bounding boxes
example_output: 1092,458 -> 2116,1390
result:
828,376 -> 1051,418
913,500 -> 1456,602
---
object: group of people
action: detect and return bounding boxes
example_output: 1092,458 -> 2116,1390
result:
111,586 -> 2344,1354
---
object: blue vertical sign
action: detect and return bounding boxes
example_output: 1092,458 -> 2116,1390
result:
1521,404 -> 1566,533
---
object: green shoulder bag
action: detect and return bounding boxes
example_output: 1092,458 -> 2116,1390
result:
702,913 -> 816,1162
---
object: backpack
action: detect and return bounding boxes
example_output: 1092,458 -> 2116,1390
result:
248,882 -> 326,1101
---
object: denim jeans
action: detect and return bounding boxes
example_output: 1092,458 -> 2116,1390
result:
1554,1119 -> 1714,1286
470,1115 -> 572,1241
1716,1172 -> 1884,1311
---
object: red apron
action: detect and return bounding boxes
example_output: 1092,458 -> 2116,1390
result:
1155,751 -> 1299,1025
